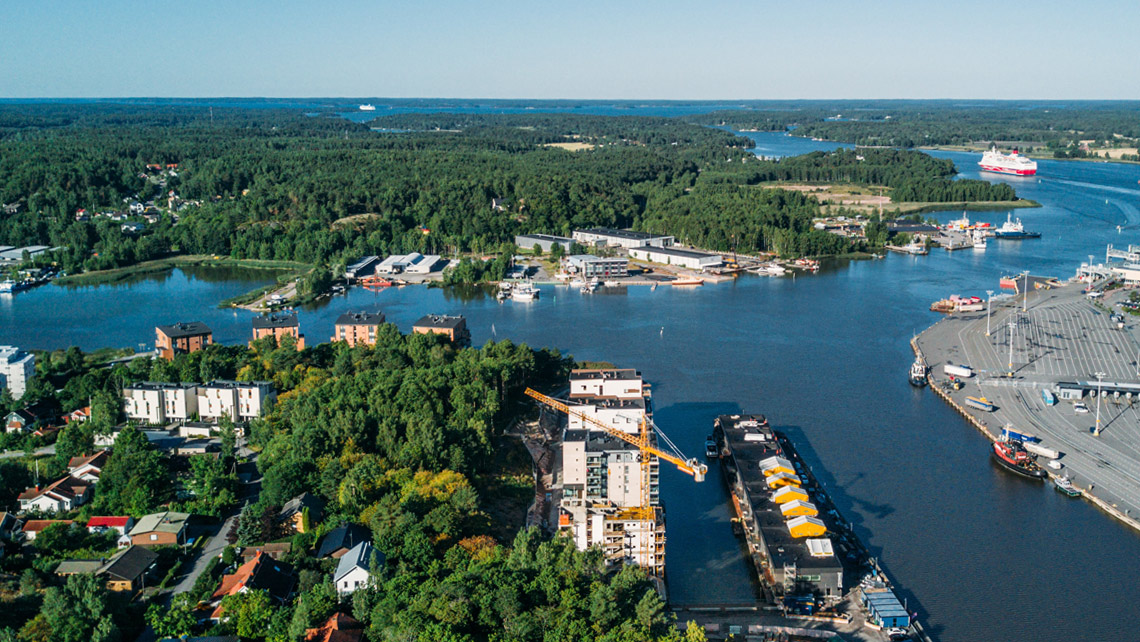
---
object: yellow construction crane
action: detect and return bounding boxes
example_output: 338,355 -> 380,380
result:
524,387 -> 707,574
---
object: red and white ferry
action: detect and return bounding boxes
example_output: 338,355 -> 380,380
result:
978,146 -> 1037,176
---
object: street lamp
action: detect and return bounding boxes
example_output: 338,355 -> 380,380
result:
1007,316 -> 1017,377
1093,372 -> 1106,436
986,290 -> 994,336
1023,271 -> 1029,312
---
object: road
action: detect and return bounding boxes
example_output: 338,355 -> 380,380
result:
917,282 -> 1140,528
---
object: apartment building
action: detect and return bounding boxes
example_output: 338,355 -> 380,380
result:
332,311 -> 385,346
197,380 -> 276,423
0,345 -> 35,400
155,322 -> 213,360
122,382 -> 199,425
252,313 -> 305,349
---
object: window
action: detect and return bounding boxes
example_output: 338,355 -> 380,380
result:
150,534 -> 158,541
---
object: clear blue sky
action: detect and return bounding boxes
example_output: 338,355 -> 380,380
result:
3,0 -> 1137,99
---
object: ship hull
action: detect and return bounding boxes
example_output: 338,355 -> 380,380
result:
978,164 -> 1036,176
993,232 -> 1041,239
991,445 -> 1047,480
909,376 -> 927,388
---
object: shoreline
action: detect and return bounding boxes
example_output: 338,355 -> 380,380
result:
54,255 -> 308,286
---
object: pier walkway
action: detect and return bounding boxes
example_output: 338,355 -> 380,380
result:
915,282 -> 1140,531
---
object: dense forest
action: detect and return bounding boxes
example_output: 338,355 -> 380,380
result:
0,104 -> 1033,273
690,102 -> 1140,149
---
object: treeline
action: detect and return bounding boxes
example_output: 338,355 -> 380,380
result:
742,149 -> 1018,202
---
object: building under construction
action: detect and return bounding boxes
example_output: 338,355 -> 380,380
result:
529,369 -> 705,579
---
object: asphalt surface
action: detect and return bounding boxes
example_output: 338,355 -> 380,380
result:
917,284 -> 1140,525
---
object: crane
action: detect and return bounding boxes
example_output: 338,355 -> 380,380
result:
524,387 -> 707,574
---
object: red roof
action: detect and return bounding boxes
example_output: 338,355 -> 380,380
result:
305,613 -> 363,642
68,450 -> 109,471
87,516 -> 131,528
22,519 -> 73,533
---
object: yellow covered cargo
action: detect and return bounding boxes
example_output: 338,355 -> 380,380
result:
771,485 -> 810,504
786,515 -> 827,538
779,499 -> 819,518
765,471 -> 802,489
758,455 -> 795,476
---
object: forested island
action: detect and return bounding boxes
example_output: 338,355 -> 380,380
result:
691,101 -> 1140,159
0,105 -> 1032,286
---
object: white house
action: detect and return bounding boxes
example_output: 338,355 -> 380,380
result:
569,369 -> 645,400
17,477 -> 92,513
68,450 -> 110,483
334,541 -> 381,595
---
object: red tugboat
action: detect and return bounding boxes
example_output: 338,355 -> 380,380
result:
992,440 -> 1048,480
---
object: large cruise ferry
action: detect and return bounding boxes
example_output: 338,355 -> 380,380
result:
978,146 -> 1037,176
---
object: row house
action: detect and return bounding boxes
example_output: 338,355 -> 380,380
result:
123,382 -> 198,424
197,380 -> 276,423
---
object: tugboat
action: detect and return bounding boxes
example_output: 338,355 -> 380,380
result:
992,213 -> 1041,239
992,440 -> 1048,480
909,359 -> 928,387
705,435 -> 719,458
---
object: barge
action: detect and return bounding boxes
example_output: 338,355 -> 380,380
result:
716,414 -> 927,638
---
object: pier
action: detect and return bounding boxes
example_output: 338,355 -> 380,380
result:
914,278 -> 1140,534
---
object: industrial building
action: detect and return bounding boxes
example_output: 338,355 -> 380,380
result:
344,256 -> 380,280
572,228 -> 674,249
717,414 -> 844,600
1056,380 -> 1140,400
0,345 -> 35,400
515,234 -> 573,253
628,246 -> 722,270
564,255 -> 628,279
377,252 -> 442,275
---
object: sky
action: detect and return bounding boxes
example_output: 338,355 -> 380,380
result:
2,0 -> 1138,99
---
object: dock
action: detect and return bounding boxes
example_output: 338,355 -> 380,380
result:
914,278 -> 1140,534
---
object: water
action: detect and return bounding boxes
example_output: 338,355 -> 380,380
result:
4,128 -> 1140,640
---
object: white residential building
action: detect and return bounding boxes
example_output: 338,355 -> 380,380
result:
123,382 -> 199,424
567,397 -> 646,435
569,369 -> 645,401
197,381 -> 276,423
0,346 -> 35,400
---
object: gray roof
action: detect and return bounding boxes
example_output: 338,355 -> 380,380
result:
413,314 -> 466,330
252,313 -> 298,329
335,311 -> 385,326
334,541 -> 383,582
156,321 -> 212,338
631,246 -> 719,260
100,545 -> 158,581
577,228 -> 670,241
317,523 -> 372,558
130,511 -> 190,536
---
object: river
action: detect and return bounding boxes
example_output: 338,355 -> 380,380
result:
4,123 -> 1140,640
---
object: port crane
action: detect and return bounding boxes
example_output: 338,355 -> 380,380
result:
523,388 -> 707,573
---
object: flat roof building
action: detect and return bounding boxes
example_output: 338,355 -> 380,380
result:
0,345 -> 35,400
252,313 -> 305,350
332,311 -> 386,346
628,246 -> 722,271
572,228 -> 674,249
412,315 -> 471,347
516,234 -> 573,253
565,255 -> 628,278
345,256 -> 380,280
155,322 -> 213,361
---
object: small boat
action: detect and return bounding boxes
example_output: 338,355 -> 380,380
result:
992,440 -> 1047,480
705,435 -> 719,458
758,263 -> 787,275
965,396 -> 996,412
909,359 -> 928,387
511,283 -> 539,301
793,258 -> 820,271
1054,476 -> 1081,496
972,228 -> 987,250
670,277 -> 703,286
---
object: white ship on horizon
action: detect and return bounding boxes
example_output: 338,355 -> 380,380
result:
358,104 -> 376,111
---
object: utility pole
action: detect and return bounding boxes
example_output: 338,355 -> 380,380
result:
986,290 -> 994,336
1023,271 -> 1029,312
1093,372 -> 1106,436
1007,315 -> 1016,377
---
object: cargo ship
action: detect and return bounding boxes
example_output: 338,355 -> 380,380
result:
992,213 -> 1041,239
992,439 -> 1047,480
978,146 -> 1037,176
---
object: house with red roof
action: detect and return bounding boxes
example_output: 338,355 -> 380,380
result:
87,516 -> 134,536
304,612 -> 363,642
209,551 -> 296,620
18,476 -> 92,513
64,407 -> 92,423
21,519 -> 73,541
68,450 -> 110,483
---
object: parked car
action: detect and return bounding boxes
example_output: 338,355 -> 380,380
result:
1074,403 -> 1090,414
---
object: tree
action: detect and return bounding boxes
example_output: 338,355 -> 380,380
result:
145,594 -> 195,639
220,589 -> 275,639
92,425 -> 170,516
38,574 -> 119,642
235,502 -> 274,546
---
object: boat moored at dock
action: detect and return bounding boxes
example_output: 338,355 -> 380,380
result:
993,213 -> 1041,239
1054,476 -> 1081,497
909,358 -> 928,387
992,439 -> 1048,479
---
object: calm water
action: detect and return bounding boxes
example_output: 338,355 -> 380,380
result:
5,129 -> 1140,640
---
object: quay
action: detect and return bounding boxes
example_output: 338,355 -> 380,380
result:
914,275 -> 1140,534
699,414 -> 931,642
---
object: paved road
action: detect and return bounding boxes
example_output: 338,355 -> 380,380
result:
917,283 -> 1140,525
0,444 -> 55,459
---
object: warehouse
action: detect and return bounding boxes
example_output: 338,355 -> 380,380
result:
572,228 -> 674,249
515,234 -> 573,253
565,255 -> 628,278
628,246 -> 722,270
